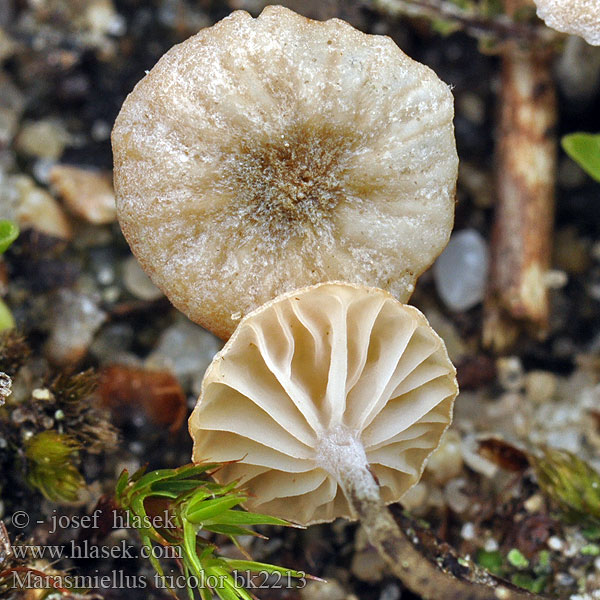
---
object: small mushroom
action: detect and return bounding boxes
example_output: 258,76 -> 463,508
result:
112,6 -> 458,339
534,0 -> 600,45
190,281 -> 457,525
190,283 -> 537,600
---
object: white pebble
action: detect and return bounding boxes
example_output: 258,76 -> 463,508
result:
548,536 -> 564,551
433,229 -> 489,312
461,522 -> 476,540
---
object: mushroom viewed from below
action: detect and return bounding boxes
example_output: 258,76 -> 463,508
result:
190,283 -> 539,600
534,0 -> 600,45
189,282 -> 457,525
112,5 -> 458,339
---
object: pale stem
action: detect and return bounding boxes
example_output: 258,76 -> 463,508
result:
318,427 -> 542,600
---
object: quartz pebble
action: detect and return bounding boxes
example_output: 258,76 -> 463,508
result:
2,175 -> 72,240
400,481 -> 429,514
425,430 -> 463,485
301,580 -> 348,600
146,318 -> 221,388
15,118 -> 70,160
49,164 -> 116,224
444,478 -> 470,513
433,229 -> 489,312
45,290 -> 106,366
525,370 -> 557,404
379,584 -> 401,600
497,356 -> 524,392
351,547 -> 387,583
122,256 -> 162,301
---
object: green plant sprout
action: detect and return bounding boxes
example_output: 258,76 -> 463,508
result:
0,220 -> 18,331
25,431 -> 86,502
0,220 -> 18,255
532,446 -> 600,526
561,133 -> 600,183
115,463 -> 313,600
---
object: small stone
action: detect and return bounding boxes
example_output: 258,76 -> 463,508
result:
444,478 -> 470,513
433,229 -> 489,312
461,522 -> 476,540
122,256 -> 162,301
496,356 -> 524,392
31,388 -> 51,401
379,583 -> 401,600
15,119 -> 70,160
5,175 -> 72,240
458,92 -> 485,125
49,164 -> 116,224
548,536 -> 564,551
524,494 -> 544,513
425,430 -> 463,485
525,371 -> 557,404
543,269 -> 568,289
399,481 -> 428,513
85,0 -> 122,36
555,572 -> 575,587
45,290 -> 106,366
0,372 -> 11,406
351,547 -> 387,583
301,580 -> 348,600
0,73 -> 25,146
146,318 -> 221,388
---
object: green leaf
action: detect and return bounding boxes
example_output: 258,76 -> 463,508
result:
203,509 -> 293,527
185,495 -> 247,523
507,549 -> 529,569
511,573 -> 547,593
475,549 -> 504,575
581,544 -> 600,556
0,220 -> 18,254
203,524 -> 264,538
562,133 -> 600,182
0,299 -> 15,332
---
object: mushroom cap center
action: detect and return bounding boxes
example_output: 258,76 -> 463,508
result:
226,122 -> 360,244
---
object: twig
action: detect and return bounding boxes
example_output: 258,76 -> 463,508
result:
368,0 -> 560,50
483,1 -> 558,351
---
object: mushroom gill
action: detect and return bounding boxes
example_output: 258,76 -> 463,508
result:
189,282 -> 457,525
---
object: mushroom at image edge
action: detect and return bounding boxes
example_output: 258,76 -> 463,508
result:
112,5 -> 458,339
533,0 -> 600,45
189,282 -> 457,525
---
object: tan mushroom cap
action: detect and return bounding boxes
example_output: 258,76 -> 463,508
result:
112,5 -> 458,339
534,0 -> 600,45
189,282 -> 458,525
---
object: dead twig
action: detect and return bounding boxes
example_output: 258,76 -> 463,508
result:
483,0 -> 558,351
368,0 -> 560,50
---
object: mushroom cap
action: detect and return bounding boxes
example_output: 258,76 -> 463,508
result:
189,282 -> 458,525
534,0 -> 600,45
112,6 -> 458,339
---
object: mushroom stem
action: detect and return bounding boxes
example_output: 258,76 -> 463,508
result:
333,458 -> 541,600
